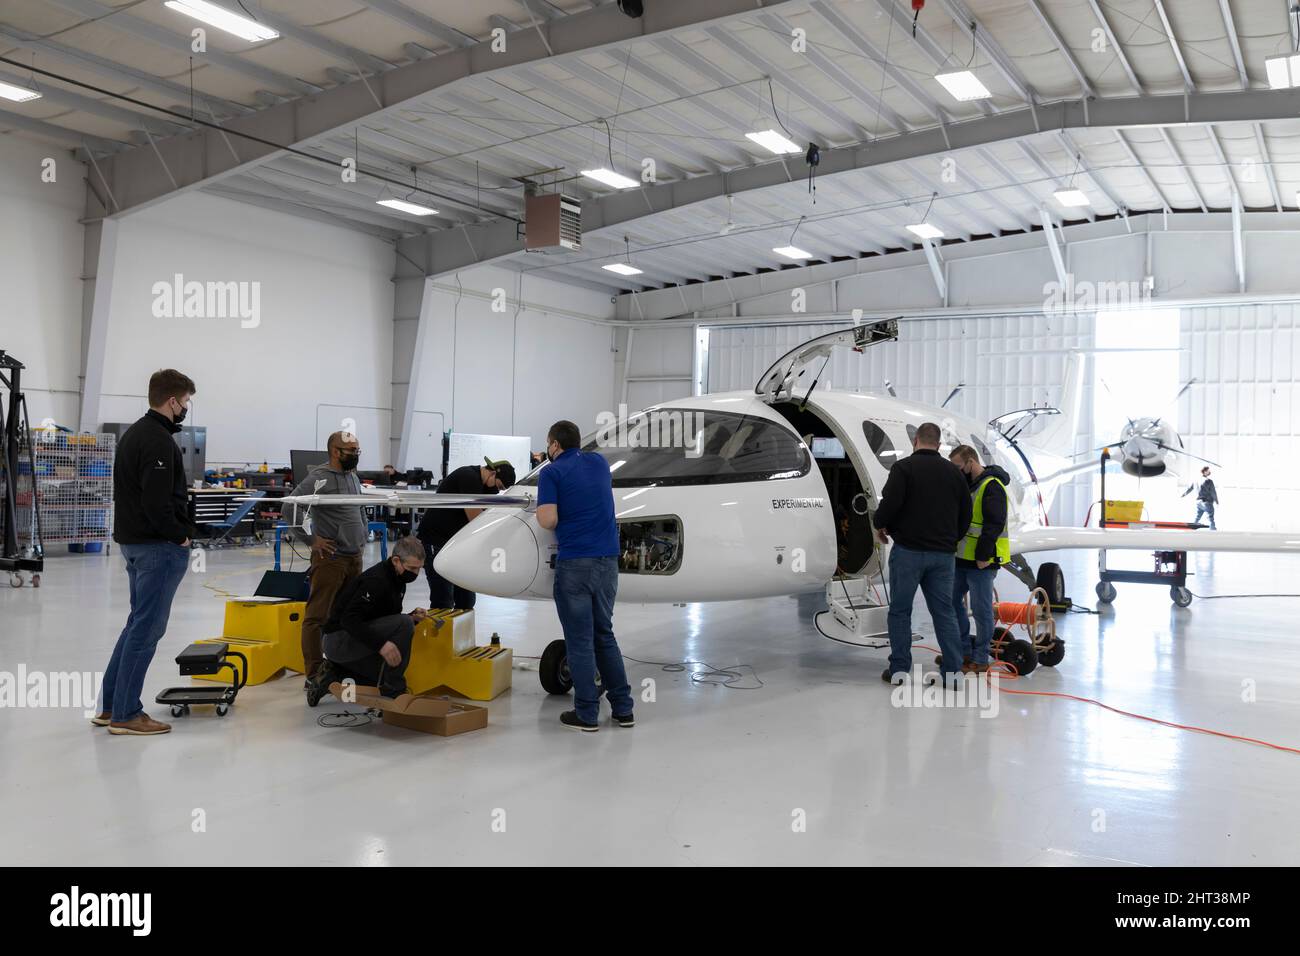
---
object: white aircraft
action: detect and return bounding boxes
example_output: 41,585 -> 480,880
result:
275,321 -> 1300,688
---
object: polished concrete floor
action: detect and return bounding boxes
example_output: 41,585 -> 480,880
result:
2,543 -> 1299,866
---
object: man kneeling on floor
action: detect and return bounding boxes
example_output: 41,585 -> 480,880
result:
306,536 -> 428,705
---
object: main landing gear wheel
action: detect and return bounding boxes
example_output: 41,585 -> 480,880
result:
1035,562 -> 1066,606
540,639 -> 572,695
1171,586 -> 1193,608
1096,581 -> 1117,604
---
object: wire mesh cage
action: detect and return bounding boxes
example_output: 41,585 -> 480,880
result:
29,431 -> 115,553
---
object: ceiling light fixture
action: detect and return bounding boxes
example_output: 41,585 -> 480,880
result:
1266,52 -> 1300,89
580,167 -> 639,189
934,70 -> 991,101
772,245 -> 812,260
773,216 -> 813,260
745,129 -> 801,155
1053,188 -> 1090,207
0,79 -> 41,103
376,198 -> 437,216
163,0 -> 280,43
906,222 -> 944,240
603,262 -> 643,276
603,236 -> 642,276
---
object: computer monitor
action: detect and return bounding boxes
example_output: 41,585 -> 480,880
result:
811,437 -> 846,460
289,449 -> 329,485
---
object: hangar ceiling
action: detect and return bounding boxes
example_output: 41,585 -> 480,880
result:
4,0 -> 1300,294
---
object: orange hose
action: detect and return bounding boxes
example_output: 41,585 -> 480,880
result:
912,644 -> 1299,755
993,601 -> 1037,626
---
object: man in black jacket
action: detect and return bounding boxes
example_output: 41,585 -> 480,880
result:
306,536 -> 428,703
1182,466 -> 1219,529
872,422 -> 972,683
949,445 -> 1011,674
94,369 -> 196,736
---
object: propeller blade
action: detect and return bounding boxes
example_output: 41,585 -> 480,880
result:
1153,441 -> 1219,467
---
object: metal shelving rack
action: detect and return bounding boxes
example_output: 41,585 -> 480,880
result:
32,432 -> 115,553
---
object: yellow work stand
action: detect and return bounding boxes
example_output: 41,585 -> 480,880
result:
404,610 -> 513,701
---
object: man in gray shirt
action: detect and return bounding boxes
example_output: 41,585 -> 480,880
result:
289,431 -> 367,684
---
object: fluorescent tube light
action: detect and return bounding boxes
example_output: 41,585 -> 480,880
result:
580,167 -> 639,189
934,70 -> 991,102
377,198 -> 438,216
0,80 -> 41,103
164,0 -> 280,42
745,129 -> 802,155
602,263 -> 643,276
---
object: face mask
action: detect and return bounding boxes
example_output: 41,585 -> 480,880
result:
398,568 -> 419,584
172,402 -> 188,425
339,453 -> 359,471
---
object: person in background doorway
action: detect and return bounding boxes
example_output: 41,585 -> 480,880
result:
536,421 -> 634,732
289,431 -> 367,687
94,369 -> 197,736
872,422 -> 972,685
308,536 -> 427,703
948,445 -> 1011,674
1183,466 -> 1219,529
416,457 -> 515,610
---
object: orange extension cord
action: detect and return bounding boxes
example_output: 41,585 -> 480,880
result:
914,644 -> 1300,756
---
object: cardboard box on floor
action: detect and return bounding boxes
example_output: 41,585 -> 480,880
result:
328,682 -> 487,737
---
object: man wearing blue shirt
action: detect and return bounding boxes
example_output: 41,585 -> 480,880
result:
535,420 -> 634,732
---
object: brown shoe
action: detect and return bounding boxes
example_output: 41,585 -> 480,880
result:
962,662 -> 991,675
935,655 -> 974,669
90,712 -> 111,727
108,714 -> 172,736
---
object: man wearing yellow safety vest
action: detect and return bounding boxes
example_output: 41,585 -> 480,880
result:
948,445 -> 1011,674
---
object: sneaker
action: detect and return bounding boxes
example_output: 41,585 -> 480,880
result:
108,714 -> 172,736
611,711 -> 635,728
90,712 -> 111,727
560,710 -> 599,732
305,662 -> 340,708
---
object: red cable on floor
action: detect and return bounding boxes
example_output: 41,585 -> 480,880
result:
912,644 -> 1300,755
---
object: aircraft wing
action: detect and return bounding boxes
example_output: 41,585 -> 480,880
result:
264,492 -> 534,510
1013,526 -> 1300,555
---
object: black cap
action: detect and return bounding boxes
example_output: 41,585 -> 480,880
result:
484,457 -> 516,489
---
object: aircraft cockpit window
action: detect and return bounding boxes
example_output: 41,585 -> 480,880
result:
863,421 -> 904,471
517,409 -> 810,487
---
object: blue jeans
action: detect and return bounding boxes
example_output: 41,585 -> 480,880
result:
100,541 -> 190,722
1195,501 -> 1216,530
952,564 -> 996,665
887,545 -> 962,677
553,555 -> 632,724
423,540 -> 475,610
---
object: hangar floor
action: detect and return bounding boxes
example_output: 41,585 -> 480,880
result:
3,544 -> 1298,866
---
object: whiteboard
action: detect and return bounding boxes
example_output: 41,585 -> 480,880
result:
445,432 -> 532,484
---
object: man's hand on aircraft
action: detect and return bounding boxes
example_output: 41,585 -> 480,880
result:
380,641 -> 402,668
875,528 -> 890,545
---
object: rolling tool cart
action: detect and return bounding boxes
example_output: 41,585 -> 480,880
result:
156,641 -> 248,717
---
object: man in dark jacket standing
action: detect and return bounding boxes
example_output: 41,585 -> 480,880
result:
872,422 -> 972,683
307,536 -> 427,703
93,369 -> 196,736
949,445 -> 1011,673
1183,466 -> 1219,529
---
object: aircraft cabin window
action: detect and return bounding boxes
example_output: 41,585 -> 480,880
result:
862,421 -> 903,471
517,410 -> 810,487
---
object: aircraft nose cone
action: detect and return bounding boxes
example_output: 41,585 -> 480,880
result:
432,512 -> 539,597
